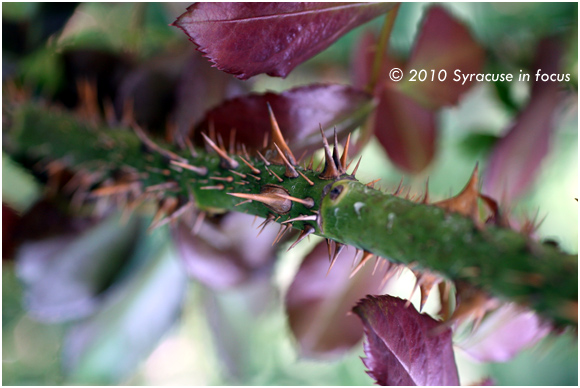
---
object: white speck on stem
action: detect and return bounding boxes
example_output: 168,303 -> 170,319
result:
387,213 -> 396,229
354,202 -> 365,218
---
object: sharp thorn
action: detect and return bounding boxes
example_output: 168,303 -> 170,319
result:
287,225 -> 315,251
350,250 -> 374,278
273,142 -> 298,178
229,128 -> 236,155
201,132 -> 239,169
281,214 -> 318,224
351,156 -> 362,177
267,103 -> 296,164
318,125 -> 340,180
297,170 -> 314,186
366,178 -> 381,188
274,193 -> 314,208
340,133 -> 351,172
238,155 -> 261,174
200,184 -> 224,190
256,150 -> 271,166
256,214 -> 275,237
170,160 -> 208,175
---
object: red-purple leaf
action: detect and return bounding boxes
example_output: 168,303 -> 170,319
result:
483,40 -> 566,201
285,241 -> 385,358
193,84 -> 374,155
171,213 -> 278,290
456,304 -> 550,363
173,2 -> 396,80
353,295 -> 459,386
398,6 -> 485,109
374,86 -> 437,173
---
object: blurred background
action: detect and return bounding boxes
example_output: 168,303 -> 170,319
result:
3,2 -> 578,385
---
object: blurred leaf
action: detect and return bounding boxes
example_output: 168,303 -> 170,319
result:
15,214 -> 141,322
172,212 -> 278,290
173,50 -> 248,140
172,3 -> 395,80
374,86 -> 436,173
398,6 -> 485,109
456,304 -> 550,363
3,203 -> 20,260
459,132 -> 500,157
285,241 -> 385,358
483,71 -> 564,199
62,226 -> 187,384
194,84 -> 374,155
353,295 -> 459,386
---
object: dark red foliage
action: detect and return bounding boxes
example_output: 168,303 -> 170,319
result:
193,84 -> 374,155
285,242 -> 385,358
399,6 -> 485,109
172,2 -> 395,80
483,38 -> 567,201
374,87 -> 436,174
353,295 -> 459,386
171,213 -> 279,290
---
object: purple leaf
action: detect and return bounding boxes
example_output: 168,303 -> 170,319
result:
172,2 -> 395,80
15,214 -> 141,322
398,6 -> 485,109
456,304 -> 550,363
193,84 -> 374,155
374,86 -> 437,173
285,241 -> 385,358
483,40 -> 565,201
173,50 -> 248,140
353,295 -> 459,386
171,212 -> 279,290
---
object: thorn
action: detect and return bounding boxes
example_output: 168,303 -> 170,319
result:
393,177 -> 404,195
91,182 -> 139,197
351,156 -> 362,177
266,167 -> 284,182
350,250 -> 374,278
267,103 -> 296,164
145,181 -> 179,192
281,214 -> 318,224
318,125 -> 340,180
210,176 -> 234,182
252,215 -> 258,227
229,169 -> 247,179
201,132 -> 239,169
200,184 -> 224,190
296,150 -> 308,165
184,137 -> 198,158
192,211 -> 206,235
256,214 -> 275,237
149,201 -> 194,230
332,128 -> 343,173
273,142 -> 299,178
422,178 -> 430,204
287,225 -> 315,251
327,242 -> 345,276
238,155 -> 261,174
228,185 -> 292,214
248,173 -> 261,181
366,178 -> 381,188
340,133 -> 351,172
241,143 -> 251,160
434,163 -> 480,223
352,249 -> 361,269
274,193 -> 314,208
325,239 -> 333,262
272,223 -> 292,245
307,155 -> 314,170
170,160 -> 208,175
297,170 -> 314,186
234,199 -> 252,206
372,256 -> 381,275
256,150 -> 271,166
134,125 -> 187,163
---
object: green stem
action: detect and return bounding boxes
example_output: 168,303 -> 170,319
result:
6,103 -> 578,327
366,3 -> 400,94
